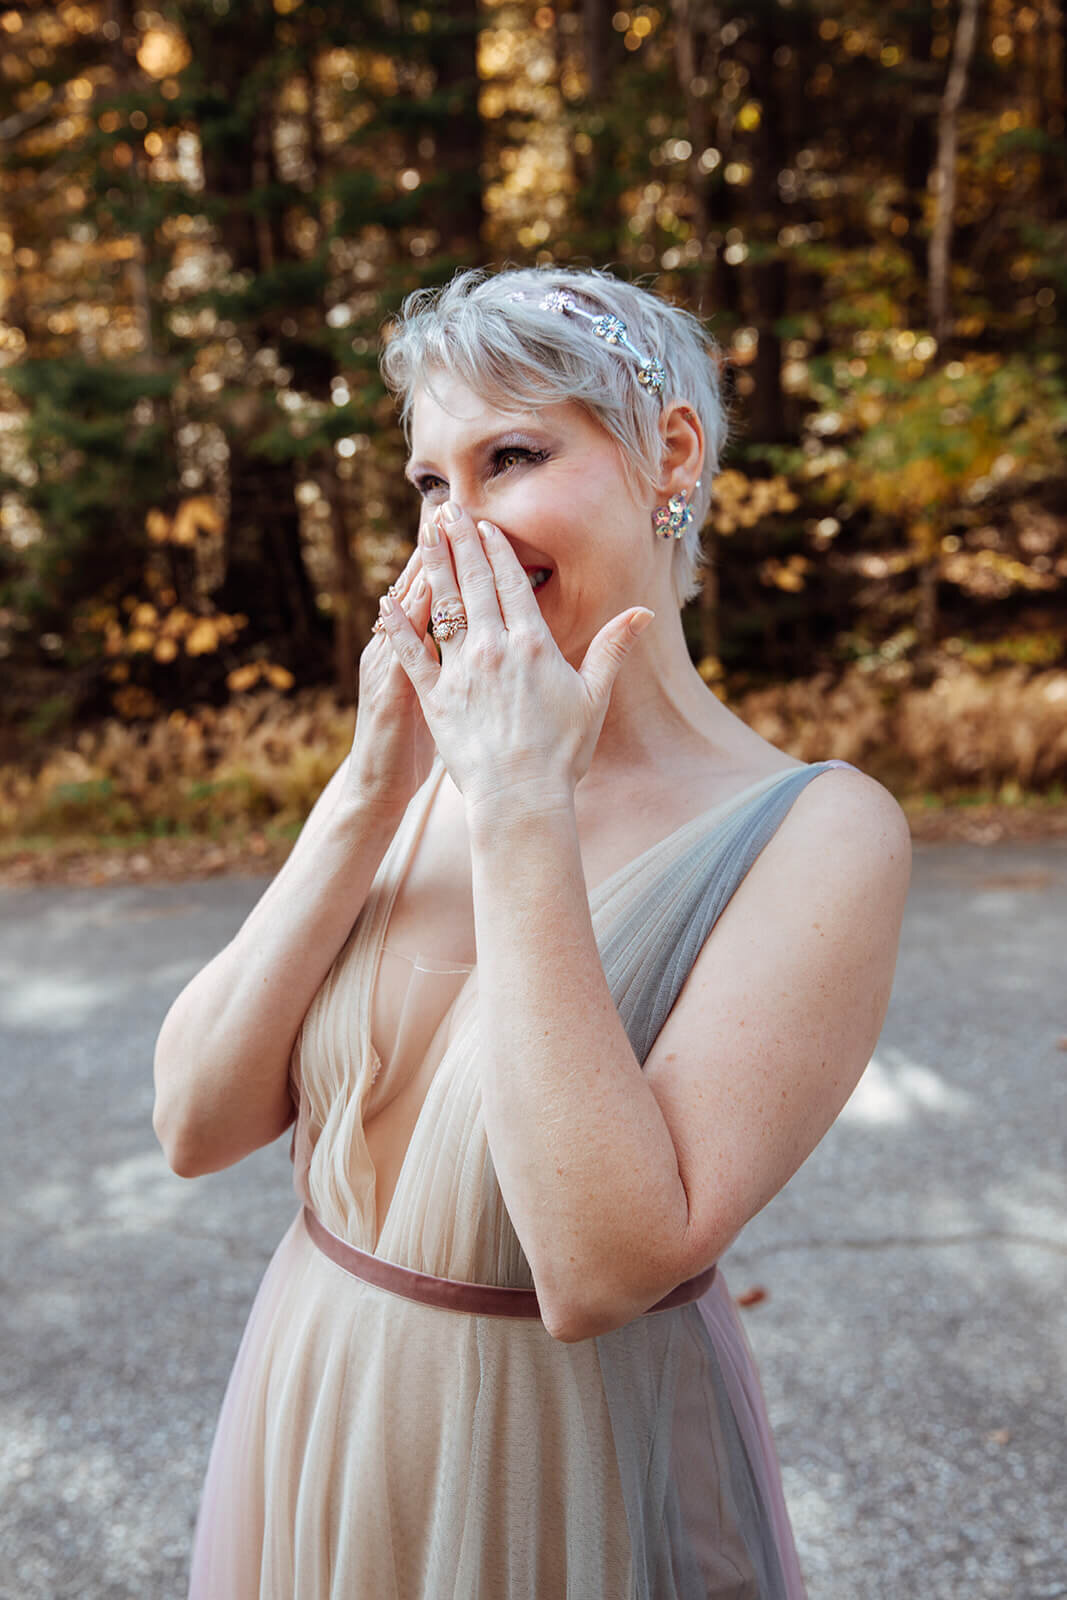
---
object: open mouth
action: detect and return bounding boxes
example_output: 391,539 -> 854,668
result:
525,567 -> 552,592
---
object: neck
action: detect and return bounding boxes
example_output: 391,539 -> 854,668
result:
581,606 -> 743,795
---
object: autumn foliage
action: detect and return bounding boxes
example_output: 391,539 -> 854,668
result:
0,0 -> 1064,835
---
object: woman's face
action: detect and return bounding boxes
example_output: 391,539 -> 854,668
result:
406,375 -> 670,660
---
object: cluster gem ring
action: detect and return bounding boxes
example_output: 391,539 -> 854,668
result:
431,601 -> 468,643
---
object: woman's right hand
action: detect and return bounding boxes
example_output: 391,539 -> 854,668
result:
342,535 -> 437,819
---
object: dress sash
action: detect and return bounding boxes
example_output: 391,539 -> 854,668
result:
303,1205 -> 715,1320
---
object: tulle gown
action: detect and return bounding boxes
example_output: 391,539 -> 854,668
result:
188,759 -> 848,1599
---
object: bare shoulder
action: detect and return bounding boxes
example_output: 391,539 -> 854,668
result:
731,764 -> 912,960
779,764 -> 912,879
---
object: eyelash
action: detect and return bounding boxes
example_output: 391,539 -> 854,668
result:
415,446 -> 549,498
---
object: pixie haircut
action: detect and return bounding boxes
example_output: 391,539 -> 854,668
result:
380,266 -> 727,605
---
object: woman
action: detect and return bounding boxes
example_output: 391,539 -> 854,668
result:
154,266 -> 910,1599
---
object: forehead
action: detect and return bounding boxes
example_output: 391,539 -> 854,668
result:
407,372 -> 606,459
408,373 -> 545,452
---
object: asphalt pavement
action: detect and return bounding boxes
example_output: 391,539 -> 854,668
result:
0,843 -> 1064,1599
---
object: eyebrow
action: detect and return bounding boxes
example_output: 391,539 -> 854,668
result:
404,427 -> 552,484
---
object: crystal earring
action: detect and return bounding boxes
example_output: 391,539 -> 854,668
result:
653,480 -> 701,541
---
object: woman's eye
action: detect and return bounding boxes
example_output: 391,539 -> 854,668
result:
415,447 -> 546,497
492,447 -> 546,474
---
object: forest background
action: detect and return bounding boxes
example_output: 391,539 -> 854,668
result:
1,0 -> 1065,875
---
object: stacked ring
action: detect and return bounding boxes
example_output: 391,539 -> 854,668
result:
431,602 -> 468,642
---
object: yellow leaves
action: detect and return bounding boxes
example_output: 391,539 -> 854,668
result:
226,662 -> 295,693
710,471 -> 798,535
145,496 -> 224,548
856,397 -> 885,428
760,554 -> 811,592
184,619 -> 220,656
941,548 -> 1059,599
112,685 -> 159,721
226,664 -> 261,692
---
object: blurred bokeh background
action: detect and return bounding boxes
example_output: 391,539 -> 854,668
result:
1,0 -> 1065,876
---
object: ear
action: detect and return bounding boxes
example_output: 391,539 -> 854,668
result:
655,403 -> 704,501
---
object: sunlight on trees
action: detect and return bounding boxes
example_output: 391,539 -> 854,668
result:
0,0 -> 1062,806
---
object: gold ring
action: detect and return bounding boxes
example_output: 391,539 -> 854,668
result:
431,602 -> 468,642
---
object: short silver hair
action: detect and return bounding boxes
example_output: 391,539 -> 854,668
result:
380,266 -> 727,605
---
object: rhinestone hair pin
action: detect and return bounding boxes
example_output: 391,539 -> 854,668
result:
505,288 -> 667,397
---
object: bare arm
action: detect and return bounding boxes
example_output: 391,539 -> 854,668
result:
152,767 -> 403,1177
469,770 -> 910,1342
153,546 -> 436,1178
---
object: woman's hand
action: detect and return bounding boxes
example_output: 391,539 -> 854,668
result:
376,501 -> 653,820
343,537 -> 437,818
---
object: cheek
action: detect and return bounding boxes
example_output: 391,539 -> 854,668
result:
503,473 -> 616,538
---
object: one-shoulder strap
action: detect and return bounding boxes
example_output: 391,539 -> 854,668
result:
606,761 -> 853,1064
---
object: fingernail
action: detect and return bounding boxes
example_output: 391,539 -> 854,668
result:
477,520 -> 500,540
629,608 -> 655,636
421,520 -> 440,548
412,576 -> 427,600
442,500 -> 463,524
379,595 -> 394,617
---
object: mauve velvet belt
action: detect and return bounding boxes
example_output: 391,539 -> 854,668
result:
303,1205 -> 716,1321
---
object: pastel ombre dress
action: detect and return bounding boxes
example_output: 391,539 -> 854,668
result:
188,760 -> 849,1599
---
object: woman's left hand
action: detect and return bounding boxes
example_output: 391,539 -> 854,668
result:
376,500 -> 653,819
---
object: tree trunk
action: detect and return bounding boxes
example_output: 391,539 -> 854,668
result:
928,0 -> 982,346
900,7 -> 937,293
575,0 -> 625,255
192,15 -> 323,661
428,1 -> 486,262
321,467 -> 360,703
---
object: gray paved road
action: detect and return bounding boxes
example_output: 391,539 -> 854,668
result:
1,844 -> 1064,1600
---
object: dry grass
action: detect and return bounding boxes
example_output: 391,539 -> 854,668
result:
1,665 -> 1065,853
0,691 -> 353,841
736,665 -> 1067,793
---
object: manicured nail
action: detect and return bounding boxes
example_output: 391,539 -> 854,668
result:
412,576 -> 427,600
379,595 -> 394,617
477,520 -> 500,540
420,519 -> 440,548
628,608 -> 655,636
442,500 -> 463,524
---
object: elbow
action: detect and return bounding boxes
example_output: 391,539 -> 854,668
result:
537,1240 -> 709,1343
541,1295 -> 645,1344
152,1099 -> 204,1179
540,1299 -> 597,1344
538,1277 -> 652,1344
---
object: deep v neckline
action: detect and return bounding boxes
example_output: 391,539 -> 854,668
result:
395,755 -> 812,912
361,758 -> 819,1256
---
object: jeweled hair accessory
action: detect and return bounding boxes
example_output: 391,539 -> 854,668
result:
505,288 -> 667,398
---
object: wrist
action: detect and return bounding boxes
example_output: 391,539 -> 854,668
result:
328,782 -> 409,840
465,780 -> 577,847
